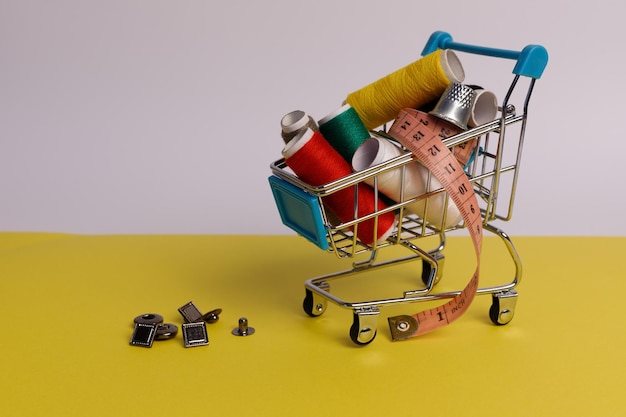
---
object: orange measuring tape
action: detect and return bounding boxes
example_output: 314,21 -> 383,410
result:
386,108 -> 483,340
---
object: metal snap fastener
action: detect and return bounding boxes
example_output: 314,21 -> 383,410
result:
154,323 -> 178,340
202,308 -> 222,324
134,313 -> 164,325
232,317 -> 255,336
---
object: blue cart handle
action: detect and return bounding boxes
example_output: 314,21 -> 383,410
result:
422,31 -> 548,79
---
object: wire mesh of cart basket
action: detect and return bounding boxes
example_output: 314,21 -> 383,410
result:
269,31 -> 548,345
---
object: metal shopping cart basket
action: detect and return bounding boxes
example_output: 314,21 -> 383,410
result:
268,31 -> 548,345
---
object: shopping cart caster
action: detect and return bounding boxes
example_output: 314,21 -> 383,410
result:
489,289 -> 518,325
421,252 -> 445,287
303,282 -> 330,317
349,307 -> 380,346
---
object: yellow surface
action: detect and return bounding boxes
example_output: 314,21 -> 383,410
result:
0,233 -> 624,416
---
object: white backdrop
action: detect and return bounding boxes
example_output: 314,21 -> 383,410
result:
2,0 -> 624,236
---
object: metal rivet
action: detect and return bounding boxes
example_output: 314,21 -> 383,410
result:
232,317 -> 255,336
134,313 -> 164,325
202,308 -> 223,324
396,321 -> 410,332
387,315 -> 418,341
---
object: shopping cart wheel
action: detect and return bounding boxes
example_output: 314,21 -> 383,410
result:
349,307 -> 379,346
421,253 -> 445,286
302,282 -> 330,317
489,290 -> 518,325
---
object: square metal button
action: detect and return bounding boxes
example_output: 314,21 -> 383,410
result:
178,301 -> 204,323
182,322 -> 209,347
130,322 -> 157,348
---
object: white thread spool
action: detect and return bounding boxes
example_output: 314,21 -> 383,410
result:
413,167 -> 463,229
352,137 -> 462,229
280,110 -> 318,143
439,49 -> 465,84
468,88 -> 498,127
352,137 -> 425,205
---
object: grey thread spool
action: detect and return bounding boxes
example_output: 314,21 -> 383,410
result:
280,110 -> 318,144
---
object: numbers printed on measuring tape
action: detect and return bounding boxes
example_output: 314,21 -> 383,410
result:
437,126 -> 453,140
413,130 -> 425,141
427,144 -> 441,156
386,108 -> 483,340
443,162 -> 456,174
399,116 -> 430,131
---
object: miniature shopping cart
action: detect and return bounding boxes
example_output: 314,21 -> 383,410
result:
269,31 -> 548,345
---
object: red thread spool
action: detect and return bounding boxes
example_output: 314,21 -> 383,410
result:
283,128 -> 395,245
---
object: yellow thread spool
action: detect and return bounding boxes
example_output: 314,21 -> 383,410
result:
345,49 -> 465,130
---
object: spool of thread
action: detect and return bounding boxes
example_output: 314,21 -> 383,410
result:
282,128 -> 395,245
280,110 -> 318,143
466,85 -> 498,127
352,136 -> 426,207
345,49 -> 465,130
352,137 -> 462,229
318,103 -> 370,162
414,166 -> 463,229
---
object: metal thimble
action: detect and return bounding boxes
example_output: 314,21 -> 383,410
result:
429,83 -> 476,130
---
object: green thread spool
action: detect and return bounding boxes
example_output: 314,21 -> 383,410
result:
318,103 -> 370,163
